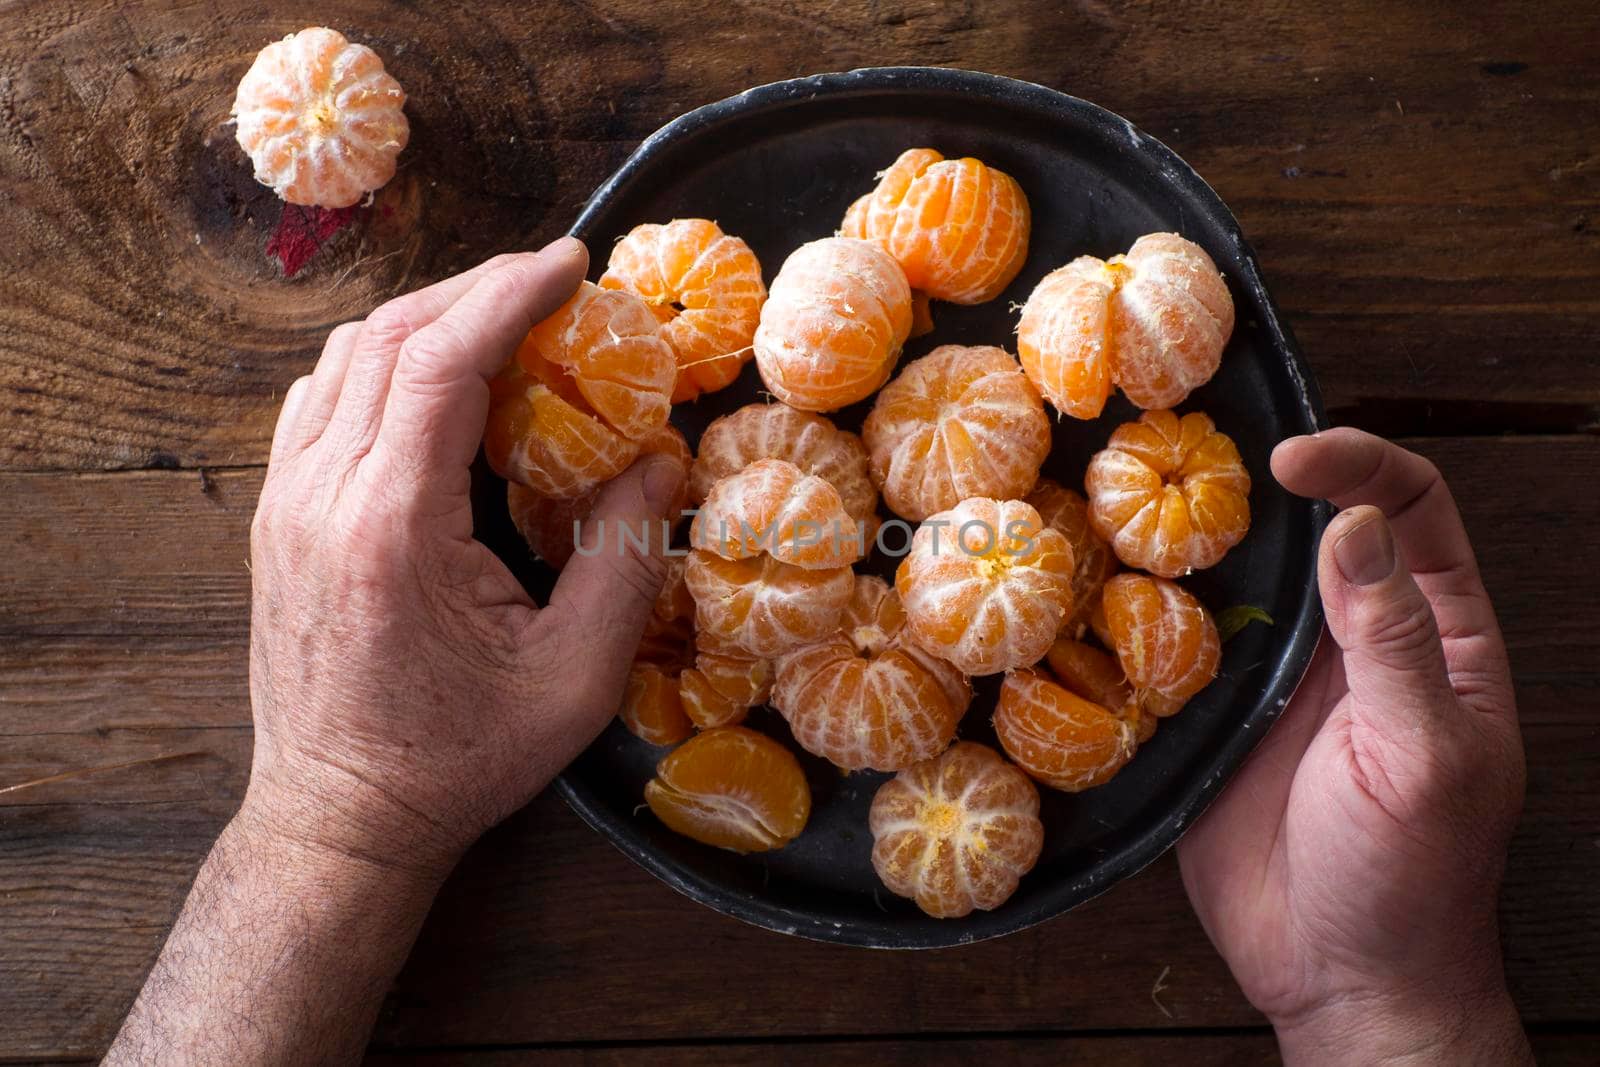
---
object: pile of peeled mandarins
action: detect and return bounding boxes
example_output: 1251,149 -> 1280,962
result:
484,148 -> 1252,920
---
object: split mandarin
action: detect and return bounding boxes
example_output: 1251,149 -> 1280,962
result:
232,27 -> 408,208
684,549 -> 854,659
644,726 -> 812,853
599,219 -> 766,402
1016,232 -> 1234,418
1085,409 -> 1251,577
1045,637 -> 1154,743
773,575 -> 971,772
690,459 -> 865,570
753,237 -> 912,411
621,664 -> 693,746
680,628 -> 772,730
485,361 -> 638,498
1101,573 -> 1221,718
863,344 -> 1051,522
841,148 -> 1031,305
1024,478 -> 1118,638
895,497 -> 1074,676
690,403 -> 877,526
995,668 -> 1138,792
619,556 -> 695,745
869,741 -> 1043,918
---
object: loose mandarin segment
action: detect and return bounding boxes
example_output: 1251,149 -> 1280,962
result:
1101,573 -> 1221,717
863,345 -> 1051,522
895,498 -> 1074,675
232,27 -> 408,208
621,664 -> 693,747
690,459 -> 865,570
599,219 -> 766,402
1085,409 -> 1251,577
684,550 -> 854,659
1016,232 -> 1235,418
1025,478 -> 1118,638
690,403 -> 877,527
869,741 -> 1044,918
841,148 -> 1031,305
1045,638 -> 1153,743
995,668 -> 1138,792
773,575 -> 971,772
753,237 -> 912,411
644,726 -> 812,853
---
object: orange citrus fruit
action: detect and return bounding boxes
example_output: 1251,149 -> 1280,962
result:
863,344 -> 1050,521
1024,478 -> 1118,638
1016,232 -> 1234,418
690,403 -> 877,527
841,148 -> 1031,305
753,237 -> 912,411
773,575 -> 971,772
1045,637 -> 1154,743
1085,409 -> 1251,577
995,668 -> 1138,792
690,458 -> 865,570
680,626 -> 772,730
621,663 -> 694,747
644,725 -> 811,853
894,497 -> 1074,676
618,555 -> 696,745
231,27 -> 409,208
684,549 -> 854,659
868,741 -> 1043,918
599,219 -> 766,402
1100,573 -> 1221,717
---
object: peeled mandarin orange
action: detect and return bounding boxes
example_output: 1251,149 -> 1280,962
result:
1016,232 -> 1234,418
619,555 -> 695,745
485,361 -> 639,498
684,549 -> 854,659
1024,478 -> 1118,638
232,27 -> 409,208
895,497 -> 1074,676
841,148 -> 1031,305
599,219 -> 766,402
995,668 -> 1138,792
868,741 -> 1043,918
753,237 -> 912,411
1085,409 -> 1251,577
773,575 -> 971,772
1045,637 -> 1154,744
690,403 -> 877,527
1101,573 -> 1221,717
863,344 -> 1050,522
621,664 -> 694,747
644,725 -> 811,853
680,626 -> 772,730
690,459 -> 865,570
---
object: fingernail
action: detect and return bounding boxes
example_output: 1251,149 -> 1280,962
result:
538,235 -> 586,261
642,456 -> 684,516
1333,509 -> 1396,587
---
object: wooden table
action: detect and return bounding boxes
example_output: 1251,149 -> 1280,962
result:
3,2 -> 1597,1062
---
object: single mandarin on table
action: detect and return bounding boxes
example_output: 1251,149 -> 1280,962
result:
895,497 -> 1074,676
1025,478 -> 1118,638
1045,637 -> 1154,743
644,725 -> 812,853
869,741 -> 1044,918
599,219 -> 766,402
684,549 -> 855,659
841,148 -> 1031,305
995,668 -> 1138,792
863,345 -> 1051,522
690,403 -> 877,528
1016,232 -> 1234,419
1085,409 -> 1251,577
753,237 -> 912,411
773,575 -> 971,772
1101,573 -> 1221,717
690,458 -> 865,570
231,27 -> 408,208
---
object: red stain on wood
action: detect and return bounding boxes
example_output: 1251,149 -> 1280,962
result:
265,204 -> 361,277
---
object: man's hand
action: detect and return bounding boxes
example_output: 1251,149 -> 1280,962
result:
1178,429 -> 1531,1065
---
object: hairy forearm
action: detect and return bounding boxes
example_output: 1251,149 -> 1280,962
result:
106,793 -> 448,1066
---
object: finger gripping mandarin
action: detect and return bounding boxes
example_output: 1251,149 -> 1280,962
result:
774,575 -> 971,772
1085,409 -> 1251,577
644,726 -> 811,853
1024,478 -> 1118,638
995,669 -> 1138,792
1016,233 -> 1234,418
863,345 -> 1051,522
232,27 -> 409,208
684,550 -> 854,659
690,403 -> 877,526
841,148 -> 1031,305
1101,573 -> 1221,717
599,219 -> 766,402
753,237 -> 912,411
690,459 -> 865,570
869,742 -> 1044,918
895,498 -> 1074,676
